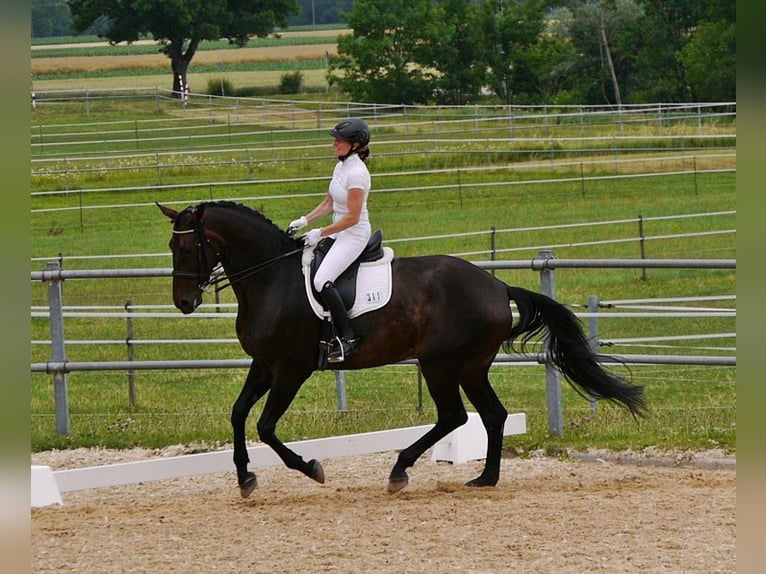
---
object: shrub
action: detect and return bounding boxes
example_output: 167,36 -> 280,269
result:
206,77 -> 235,97
279,71 -> 303,94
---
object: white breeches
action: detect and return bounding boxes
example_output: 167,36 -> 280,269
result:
313,226 -> 371,291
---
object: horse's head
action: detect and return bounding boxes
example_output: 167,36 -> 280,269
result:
157,202 -> 221,314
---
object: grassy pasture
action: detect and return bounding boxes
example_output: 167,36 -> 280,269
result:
30,44 -> 736,455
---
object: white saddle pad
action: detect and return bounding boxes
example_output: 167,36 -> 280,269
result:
302,246 -> 395,320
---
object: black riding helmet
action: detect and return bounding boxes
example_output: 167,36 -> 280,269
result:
330,117 -> 370,147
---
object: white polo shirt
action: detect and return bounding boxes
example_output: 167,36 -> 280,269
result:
328,153 -> 371,232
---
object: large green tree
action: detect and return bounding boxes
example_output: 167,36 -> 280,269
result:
32,0 -> 74,37
476,0 -> 547,105
678,0 -> 735,102
329,0 -> 448,103
289,0 -> 352,26
67,0 -> 298,95
565,0 -> 645,104
428,0 -> 488,104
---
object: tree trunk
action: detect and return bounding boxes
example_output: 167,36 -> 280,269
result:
599,1 -> 621,106
171,59 -> 190,98
166,38 -> 200,98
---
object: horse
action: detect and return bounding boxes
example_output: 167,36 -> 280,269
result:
157,200 -> 646,497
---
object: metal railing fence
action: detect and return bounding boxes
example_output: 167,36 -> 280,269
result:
31,255 -> 735,436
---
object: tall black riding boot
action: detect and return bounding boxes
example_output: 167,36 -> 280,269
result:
319,281 -> 360,363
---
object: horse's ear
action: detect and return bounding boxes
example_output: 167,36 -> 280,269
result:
156,202 -> 178,222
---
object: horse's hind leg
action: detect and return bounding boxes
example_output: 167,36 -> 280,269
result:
460,370 -> 508,487
231,361 -> 272,498
388,360 -> 468,493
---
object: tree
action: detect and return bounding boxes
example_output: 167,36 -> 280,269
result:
429,0 -> 488,104
289,0 -> 353,26
32,0 -> 74,37
329,0 -> 448,104
679,18 -> 735,101
597,0 -> 621,105
475,0 -> 547,104
632,0 -> 702,101
565,0 -> 646,104
67,0 -> 299,95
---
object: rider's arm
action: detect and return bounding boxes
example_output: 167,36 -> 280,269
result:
304,193 -> 334,224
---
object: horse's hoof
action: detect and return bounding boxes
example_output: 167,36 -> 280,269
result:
465,475 -> 497,488
309,459 -> 325,484
388,475 -> 409,494
239,474 -> 258,498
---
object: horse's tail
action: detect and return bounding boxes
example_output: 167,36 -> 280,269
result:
506,285 -> 647,418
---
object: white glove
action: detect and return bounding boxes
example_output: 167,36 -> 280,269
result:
303,228 -> 323,246
287,215 -> 308,235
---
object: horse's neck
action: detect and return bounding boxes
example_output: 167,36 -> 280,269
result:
207,207 -> 298,279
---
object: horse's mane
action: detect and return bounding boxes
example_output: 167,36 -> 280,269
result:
195,200 -> 302,248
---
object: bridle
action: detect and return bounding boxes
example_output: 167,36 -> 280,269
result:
171,227 -> 212,289
171,224 -> 303,293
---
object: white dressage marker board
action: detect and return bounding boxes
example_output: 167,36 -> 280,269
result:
31,465 -> 63,507
32,412 -> 526,506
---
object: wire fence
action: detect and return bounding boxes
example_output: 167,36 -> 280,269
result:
30,94 -> 737,442
30,257 -> 736,436
31,209 -> 736,266
31,90 -> 736,135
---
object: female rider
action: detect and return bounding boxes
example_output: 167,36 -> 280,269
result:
287,118 -> 372,362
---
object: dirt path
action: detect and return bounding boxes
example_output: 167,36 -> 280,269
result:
31,448 -> 735,573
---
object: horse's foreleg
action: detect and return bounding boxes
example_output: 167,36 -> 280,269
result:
231,361 -> 271,498
255,376 -> 325,485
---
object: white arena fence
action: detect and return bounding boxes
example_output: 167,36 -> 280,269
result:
31,94 -> 735,136
31,254 -> 736,437
31,210 -> 735,267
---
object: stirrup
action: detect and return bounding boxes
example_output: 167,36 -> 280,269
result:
327,336 -> 359,363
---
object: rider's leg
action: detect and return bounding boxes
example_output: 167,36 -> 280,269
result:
318,280 -> 359,362
313,232 -> 368,363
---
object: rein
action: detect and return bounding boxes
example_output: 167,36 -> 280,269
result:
207,247 -> 303,293
172,227 -> 303,293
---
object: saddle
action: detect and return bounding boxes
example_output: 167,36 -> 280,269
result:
302,230 -> 393,369
309,229 -> 385,309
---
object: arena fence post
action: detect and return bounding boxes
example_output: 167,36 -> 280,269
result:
535,250 -> 563,436
587,295 -> 600,416
45,262 -> 70,435
125,299 -> 136,407
335,370 -> 347,412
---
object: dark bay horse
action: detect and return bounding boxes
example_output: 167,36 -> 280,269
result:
158,200 -> 646,497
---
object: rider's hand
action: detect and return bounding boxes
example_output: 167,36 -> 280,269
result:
303,228 -> 323,246
287,216 -> 308,235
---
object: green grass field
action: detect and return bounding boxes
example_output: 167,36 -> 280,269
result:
30,42 -> 736,456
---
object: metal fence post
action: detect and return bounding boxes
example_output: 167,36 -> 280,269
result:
416,362 -> 423,412
335,370 -> 347,412
125,299 -> 136,407
490,226 -> 497,276
45,262 -> 70,435
638,214 -> 647,280
535,250 -> 563,436
587,295 -> 599,416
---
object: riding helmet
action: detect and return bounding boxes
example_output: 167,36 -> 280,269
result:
330,117 -> 370,147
